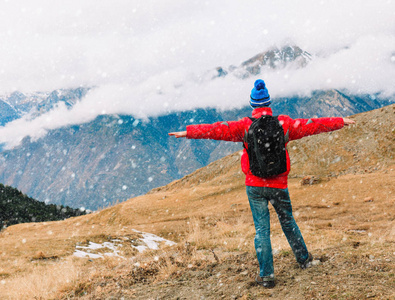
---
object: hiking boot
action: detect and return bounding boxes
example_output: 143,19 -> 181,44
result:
255,275 -> 276,288
299,252 -> 313,269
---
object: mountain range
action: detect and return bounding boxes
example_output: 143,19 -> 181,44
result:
0,46 -> 392,210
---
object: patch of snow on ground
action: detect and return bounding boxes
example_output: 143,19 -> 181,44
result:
73,241 -> 123,259
132,230 -> 177,253
73,230 -> 176,259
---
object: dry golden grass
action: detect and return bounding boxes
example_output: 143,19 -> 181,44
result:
1,257 -> 84,300
0,166 -> 395,299
0,168 -> 393,299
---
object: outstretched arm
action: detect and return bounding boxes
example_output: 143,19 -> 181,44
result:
170,119 -> 355,139
169,119 -> 246,142
287,116 -> 355,141
168,131 -> 187,138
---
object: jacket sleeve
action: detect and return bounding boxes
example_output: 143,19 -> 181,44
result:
186,119 -> 246,142
287,117 -> 344,141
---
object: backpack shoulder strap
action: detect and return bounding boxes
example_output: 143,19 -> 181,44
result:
243,117 -> 256,147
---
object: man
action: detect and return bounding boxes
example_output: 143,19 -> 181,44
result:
169,79 -> 355,288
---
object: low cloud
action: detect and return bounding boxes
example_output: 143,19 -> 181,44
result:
0,0 -> 394,148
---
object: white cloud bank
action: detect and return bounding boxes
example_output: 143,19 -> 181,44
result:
0,0 -> 394,148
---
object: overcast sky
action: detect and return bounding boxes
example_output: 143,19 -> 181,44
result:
0,0 -> 394,148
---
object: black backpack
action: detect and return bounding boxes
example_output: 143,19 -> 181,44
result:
244,115 -> 287,178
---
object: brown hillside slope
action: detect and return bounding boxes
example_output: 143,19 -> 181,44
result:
0,104 -> 394,299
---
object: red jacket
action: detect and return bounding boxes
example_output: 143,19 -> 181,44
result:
186,107 -> 345,189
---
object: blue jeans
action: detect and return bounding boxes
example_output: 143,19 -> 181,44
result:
246,186 -> 309,278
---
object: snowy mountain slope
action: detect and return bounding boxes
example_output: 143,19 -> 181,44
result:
0,100 -> 19,126
0,87 -> 89,124
206,45 -> 312,80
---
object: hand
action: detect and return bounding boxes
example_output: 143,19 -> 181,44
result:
168,131 -> 187,138
343,118 -> 355,126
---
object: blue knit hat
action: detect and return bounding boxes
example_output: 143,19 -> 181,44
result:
250,79 -> 271,108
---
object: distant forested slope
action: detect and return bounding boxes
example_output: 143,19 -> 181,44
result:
0,183 -> 86,229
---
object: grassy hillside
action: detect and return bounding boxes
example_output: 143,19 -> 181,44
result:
0,105 -> 394,299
